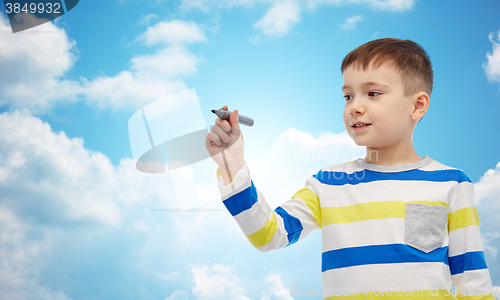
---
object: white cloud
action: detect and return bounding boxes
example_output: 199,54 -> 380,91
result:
360,0 -> 414,12
474,161 -> 500,206
82,44 -> 205,110
482,232 -> 500,260
137,13 -> 159,26
485,29 -> 500,84
307,0 -> 415,12
180,0 -> 414,38
0,206 -> 71,300
341,14 -> 363,30
82,20 -> 208,111
493,286 -> 500,300
474,161 -> 500,267
0,15 -> 207,112
0,14 -> 82,113
131,46 -> 204,79
260,272 -> 293,300
165,289 -> 190,300
81,71 -> 187,111
0,108 -> 183,225
180,0 -> 268,12
190,264 -> 293,300
0,109 -> 122,226
0,108 -> 196,298
253,0 -> 302,37
138,20 -> 208,45
473,162 -> 500,291
191,263 -> 251,300
302,0 -> 341,10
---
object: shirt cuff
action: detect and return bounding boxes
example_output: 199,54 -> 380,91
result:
216,162 -> 251,197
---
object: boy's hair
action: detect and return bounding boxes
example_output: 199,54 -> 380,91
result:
341,38 -> 433,97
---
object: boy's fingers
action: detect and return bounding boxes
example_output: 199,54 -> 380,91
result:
212,125 -> 231,143
216,106 -> 231,132
210,126 -> 228,145
215,118 -> 231,132
215,106 -> 237,132
215,118 -> 226,126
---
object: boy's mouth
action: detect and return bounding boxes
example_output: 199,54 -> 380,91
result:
351,122 -> 372,132
351,122 -> 371,128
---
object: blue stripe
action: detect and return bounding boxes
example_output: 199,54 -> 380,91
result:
322,244 -> 449,272
275,206 -> 303,247
223,181 -> 258,216
449,251 -> 488,275
314,169 -> 471,186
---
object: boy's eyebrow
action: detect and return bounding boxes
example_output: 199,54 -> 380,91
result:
342,81 -> 389,91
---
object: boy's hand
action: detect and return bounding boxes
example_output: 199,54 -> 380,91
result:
205,106 -> 245,183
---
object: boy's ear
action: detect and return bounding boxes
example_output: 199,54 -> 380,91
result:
411,92 -> 430,122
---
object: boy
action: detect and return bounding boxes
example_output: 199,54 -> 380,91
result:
205,38 -> 494,299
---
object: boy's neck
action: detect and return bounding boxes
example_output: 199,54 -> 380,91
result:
362,145 -> 423,167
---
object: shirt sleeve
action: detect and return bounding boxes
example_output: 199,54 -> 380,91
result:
216,163 -> 322,252
447,171 -> 495,299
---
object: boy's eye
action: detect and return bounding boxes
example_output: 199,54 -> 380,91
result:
368,92 -> 381,97
344,95 -> 353,101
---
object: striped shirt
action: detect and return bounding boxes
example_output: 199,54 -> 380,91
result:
216,156 -> 494,299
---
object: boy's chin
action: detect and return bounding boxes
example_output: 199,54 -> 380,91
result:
351,139 -> 366,147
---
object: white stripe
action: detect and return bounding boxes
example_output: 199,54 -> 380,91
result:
218,163 -> 252,200
233,191 -> 273,235
321,263 -> 453,298
257,212 -> 320,252
320,180 -> 453,208
322,219 -> 450,253
322,219 -> 406,252
451,269 -> 494,295
448,225 -> 484,257
449,181 -> 476,213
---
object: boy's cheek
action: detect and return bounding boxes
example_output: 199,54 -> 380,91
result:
342,112 -> 350,127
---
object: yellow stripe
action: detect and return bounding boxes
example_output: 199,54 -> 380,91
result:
322,201 -> 447,226
245,213 -> 278,248
448,207 -> 480,232
217,169 -> 222,179
292,188 -> 322,228
323,289 -> 461,299
456,295 -> 496,300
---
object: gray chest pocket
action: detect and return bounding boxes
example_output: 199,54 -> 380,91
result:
404,203 -> 448,253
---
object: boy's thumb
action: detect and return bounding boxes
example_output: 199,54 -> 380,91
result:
229,109 -> 240,130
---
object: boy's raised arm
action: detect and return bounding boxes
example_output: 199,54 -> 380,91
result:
205,106 -> 321,252
447,171 -> 495,299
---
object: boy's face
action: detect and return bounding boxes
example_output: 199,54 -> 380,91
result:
342,63 -> 416,150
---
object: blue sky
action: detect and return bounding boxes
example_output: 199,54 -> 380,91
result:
1,0 -> 500,299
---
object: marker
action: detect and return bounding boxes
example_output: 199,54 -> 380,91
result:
211,109 -> 254,127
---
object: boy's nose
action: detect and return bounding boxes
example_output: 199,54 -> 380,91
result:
349,100 -> 364,115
